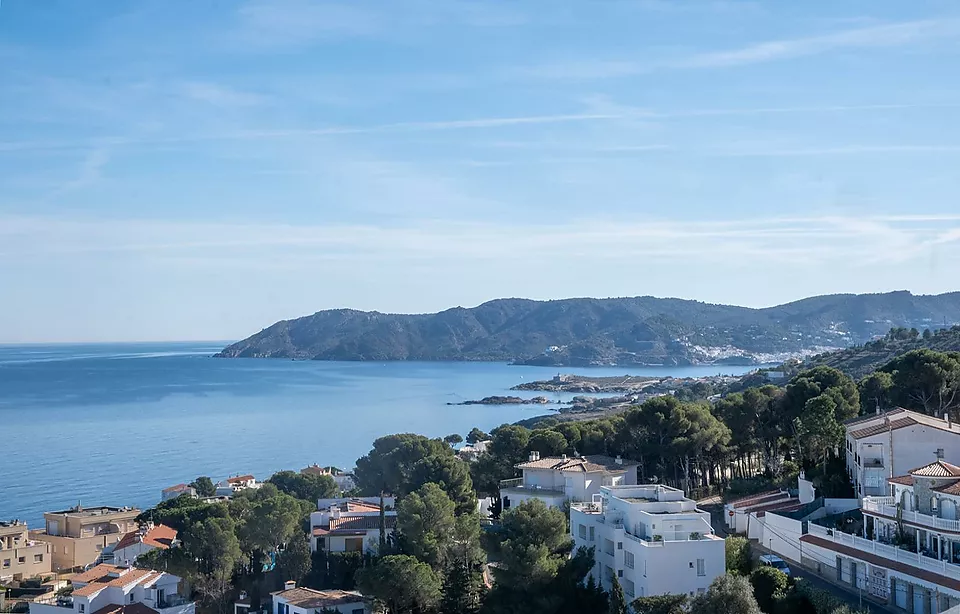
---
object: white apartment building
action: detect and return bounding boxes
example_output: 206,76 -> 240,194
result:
500,452 -> 639,510
309,498 -> 396,554
160,485 -> 196,502
30,564 -> 193,614
845,408 -> 960,498
570,485 -> 724,601
272,584 -> 366,614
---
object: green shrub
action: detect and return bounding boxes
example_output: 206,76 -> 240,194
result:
725,536 -> 752,575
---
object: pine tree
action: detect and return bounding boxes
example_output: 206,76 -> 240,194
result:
609,573 -> 628,614
440,559 -> 483,614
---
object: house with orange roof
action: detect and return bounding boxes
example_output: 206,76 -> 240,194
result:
499,451 -> 639,511
104,525 -> 177,567
271,582 -> 366,614
29,564 -> 194,614
309,498 -> 396,554
844,407 -> 960,498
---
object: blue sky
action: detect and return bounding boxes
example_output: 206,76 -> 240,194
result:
2,1 -> 960,342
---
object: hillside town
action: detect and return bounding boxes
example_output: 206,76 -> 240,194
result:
5,399 -> 960,614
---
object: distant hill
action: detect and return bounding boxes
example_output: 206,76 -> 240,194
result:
803,326 -> 960,379
216,291 -> 960,367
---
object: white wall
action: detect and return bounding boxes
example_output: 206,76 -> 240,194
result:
758,513 -> 804,562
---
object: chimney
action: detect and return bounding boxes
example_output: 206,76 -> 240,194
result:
615,455 -> 623,465
561,454 -> 567,461
284,581 -> 296,591
876,401 -> 881,415
529,451 -> 540,462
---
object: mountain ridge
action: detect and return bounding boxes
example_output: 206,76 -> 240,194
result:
216,291 -> 960,366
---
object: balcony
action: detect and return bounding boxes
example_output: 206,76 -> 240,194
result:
862,497 -> 960,533
498,478 -> 565,497
807,523 -> 960,582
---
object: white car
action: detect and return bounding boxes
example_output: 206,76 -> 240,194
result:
759,554 -> 792,576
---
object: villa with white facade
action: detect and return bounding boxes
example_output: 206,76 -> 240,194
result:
272,583 -> 366,614
570,485 -> 724,601
845,408 -> 960,498
309,498 -> 396,554
215,475 -> 260,497
798,459 -> 960,612
30,564 -> 193,614
500,452 -> 639,510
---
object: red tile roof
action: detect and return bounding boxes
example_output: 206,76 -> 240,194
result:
226,475 -> 255,484
113,525 -> 177,552
71,565 -> 160,590
909,460 -> 960,477
727,490 -> 789,508
71,564 -> 126,584
888,475 -> 914,486
933,480 -> 960,495
850,416 -> 919,439
515,454 -> 636,472
161,484 -> 190,493
328,516 -> 397,534
271,588 -> 363,609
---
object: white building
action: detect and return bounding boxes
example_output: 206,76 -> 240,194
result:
160,485 -> 195,502
570,485 -> 724,601
309,498 -> 396,554
458,440 -> 491,462
30,564 -> 193,614
272,584 -> 366,614
215,475 -> 260,497
500,452 -> 639,510
845,408 -> 960,498
106,525 -> 177,567
794,459 -> 960,613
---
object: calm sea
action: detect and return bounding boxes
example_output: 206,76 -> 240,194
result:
0,342 -> 758,527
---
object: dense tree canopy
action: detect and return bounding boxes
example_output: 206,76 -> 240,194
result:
356,554 -> 442,614
189,476 -> 216,497
690,575 -> 762,614
881,349 -> 960,416
268,470 -> 339,503
398,483 -> 457,571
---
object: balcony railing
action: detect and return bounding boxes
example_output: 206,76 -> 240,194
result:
862,497 -> 960,533
807,523 -> 960,581
499,478 -> 523,488
498,478 -> 564,496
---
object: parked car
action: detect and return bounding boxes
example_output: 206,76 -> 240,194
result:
759,554 -> 792,576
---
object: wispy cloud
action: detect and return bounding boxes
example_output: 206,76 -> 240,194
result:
520,18 -> 960,79
3,214 -> 959,268
179,82 -> 267,108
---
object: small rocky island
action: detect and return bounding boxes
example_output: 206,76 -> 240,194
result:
447,395 -> 559,406
512,374 -> 660,393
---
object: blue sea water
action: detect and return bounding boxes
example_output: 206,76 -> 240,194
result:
0,342 -> 758,527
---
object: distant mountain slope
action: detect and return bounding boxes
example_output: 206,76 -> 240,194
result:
216,291 -> 960,366
803,326 -> 960,379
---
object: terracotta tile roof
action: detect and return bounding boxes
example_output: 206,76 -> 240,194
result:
515,454 -> 637,473
71,566 -> 160,590
71,564 -> 126,584
161,484 -> 190,493
271,588 -> 364,609
888,475 -> 914,486
727,490 -> 790,508
92,604 -> 158,614
226,475 -> 255,484
850,416 -> 919,439
909,460 -> 960,477
114,525 -> 177,552
72,583 -> 108,598
844,408 -> 908,426
345,501 -> 381,513
933,479 -> 960,496
328,516 -> 396,534
799,534 -> 960,591
312,527 -> 330,537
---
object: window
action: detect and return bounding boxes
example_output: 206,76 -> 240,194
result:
578,524 -> 586,539
697,559 -> 706,577
2,559 -> 9,568
129,595 -> 135,603
622,578 -> 635,598
18,557 -> 25,564
604,539 -> 614,555
932,496 -> 939,511
617,569 -> 623,578
617,542 -> 622,550
624,551 -> 634,569
588,526 -> 595,542
34,554 -> 43,563
80,605 -> 85,613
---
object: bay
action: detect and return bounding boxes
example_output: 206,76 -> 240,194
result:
0,342 -> 758,527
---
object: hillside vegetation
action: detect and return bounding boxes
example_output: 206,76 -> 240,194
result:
217,291 -> 960,366
805,326 -> 960,379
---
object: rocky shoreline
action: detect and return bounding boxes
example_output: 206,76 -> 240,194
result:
446,395 -> 561,406
512,374 -> 660,393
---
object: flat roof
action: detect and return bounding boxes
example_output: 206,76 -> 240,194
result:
45,506 -> 139,518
